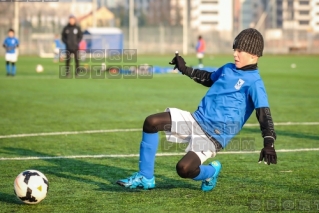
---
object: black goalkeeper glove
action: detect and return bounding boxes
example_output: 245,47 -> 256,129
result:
169,56 -> 187,73
4,46 -> 13,51
258,136 -> 277,165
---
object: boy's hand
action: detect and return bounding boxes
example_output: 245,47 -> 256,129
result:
169,56 -> 187,73
258,137 -> 277,165
4,46 -> 13,51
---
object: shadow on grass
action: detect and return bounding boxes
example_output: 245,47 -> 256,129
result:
0,191 -> 22,205
222,171 -> 319,197
242,128 -> 319,141
3,147 -> 198,194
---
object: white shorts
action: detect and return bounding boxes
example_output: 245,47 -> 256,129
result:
164,108 -> 218,164
5,53 -> 18,62
196,52 -> 204,59
54,48 -> 60,54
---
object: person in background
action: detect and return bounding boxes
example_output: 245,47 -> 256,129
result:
61,15 -> 83,76
53,34 -> 63,63
78,39 -> 87,61
196,35 -> 206,68
3,29 -> 19,76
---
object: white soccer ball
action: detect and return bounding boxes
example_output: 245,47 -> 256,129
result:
14,170 -> 49,204
101,63 -> 106,71
36,64 -> 44,73
291,63 -> 296,68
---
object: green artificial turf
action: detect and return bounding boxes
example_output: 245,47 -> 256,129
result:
0,54 -> 318,212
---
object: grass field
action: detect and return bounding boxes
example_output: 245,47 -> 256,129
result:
0,54 -> 319,212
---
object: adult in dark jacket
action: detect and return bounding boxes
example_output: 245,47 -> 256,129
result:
61,15 -> 83,76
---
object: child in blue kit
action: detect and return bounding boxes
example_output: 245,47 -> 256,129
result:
117,28 -> 277,191
3,29 -> 19,76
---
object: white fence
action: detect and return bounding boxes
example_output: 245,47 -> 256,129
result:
1,26 -> 319,56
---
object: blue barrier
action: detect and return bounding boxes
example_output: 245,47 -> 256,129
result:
152,66 -> 218,74
118,66 -> 218,74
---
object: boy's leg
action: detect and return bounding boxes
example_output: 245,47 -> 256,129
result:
117,112 -> 171,189
176,151 -> 221,192
54,48 -> 59,62
6,61 -> 10,76
139,112 -> 171,178
54,53 -> 58,62
197,53 -> 204,68
176,151 -> 215,180
65,50 -> 71,76
178,124 -> 222,191
176,151 -> 201,178
11,62 -> 16,76
74,50 -> 80,75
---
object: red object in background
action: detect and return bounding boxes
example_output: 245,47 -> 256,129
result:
79,40 -> 87,50
197,39 -> 206,53
110,68 -> 119,74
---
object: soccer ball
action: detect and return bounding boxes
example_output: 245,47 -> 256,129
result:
36,64 -> 44,73
14,170 -> 49,204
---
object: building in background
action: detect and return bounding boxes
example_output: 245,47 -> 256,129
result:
257,0 -> 319,52
312,0 -> 319,32
126,0 -> 152,13
78,6 -> 115,29
169,0 -> 233,33
239,0 -> 264,29
254,0 -> 319,32
279,0 -> 319,32
1,0 -> 319,55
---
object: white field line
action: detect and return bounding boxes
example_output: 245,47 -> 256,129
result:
0,128 -> 141,139
0,148 -> 318,161
0,122 -> 319,139
244,122 -> 319,127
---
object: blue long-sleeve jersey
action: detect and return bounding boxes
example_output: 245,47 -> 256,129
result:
3,37 -> 19,54
192,63 -> 269,148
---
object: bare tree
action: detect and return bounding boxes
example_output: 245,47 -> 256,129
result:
0,3 -> 13,28
147,0 -> 173,26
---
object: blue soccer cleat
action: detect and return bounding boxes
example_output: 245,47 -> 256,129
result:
201,161 -> 222,192
116,172 -> 155,190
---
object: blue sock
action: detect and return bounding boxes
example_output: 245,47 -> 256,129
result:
6,63 -> 10,74
11,64 -> 16,75
193,165 -> 216,181
139,132 -> 159,179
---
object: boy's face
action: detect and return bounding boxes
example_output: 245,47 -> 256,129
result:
233,49 -> 258,68
8,31 -> 14,37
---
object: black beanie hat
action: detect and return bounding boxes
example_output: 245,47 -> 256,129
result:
233,28 -> 264,57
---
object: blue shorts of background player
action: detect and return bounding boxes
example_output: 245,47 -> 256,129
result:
116,28 -> 277,192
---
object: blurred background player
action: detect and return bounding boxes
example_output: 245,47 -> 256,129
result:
61,15 -> 83,76
53,34 -> 63,63
2,29 -> 19,76
78,38 -> 87,61
196,35 -> 206,68
116,28 -> 277,192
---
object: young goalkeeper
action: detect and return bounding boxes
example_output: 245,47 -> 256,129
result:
117,28 -> 277,192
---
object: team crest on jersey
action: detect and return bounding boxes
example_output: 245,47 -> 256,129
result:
73,29 -> 78,34
234,78 -> 245,90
